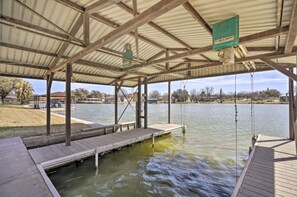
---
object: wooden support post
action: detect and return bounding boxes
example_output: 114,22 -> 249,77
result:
152,133 -> 155,147
136,77 -> 142,128
144,77 -> 148,129
168,81 -> 171,123
65,63 -> 72,146
95,148 -> 98,168
46,73 -> 53,136
115,82 -> 118,124
289,68 -> 295,140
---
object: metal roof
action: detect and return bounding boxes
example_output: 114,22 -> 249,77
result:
1,0 -> 297,87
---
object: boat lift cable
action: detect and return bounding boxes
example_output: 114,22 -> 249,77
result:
117,87 -> 138,123
180,80 -> 188,125
234,73 -> 238,181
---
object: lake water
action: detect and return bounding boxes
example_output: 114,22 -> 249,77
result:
50,103 -> 289,197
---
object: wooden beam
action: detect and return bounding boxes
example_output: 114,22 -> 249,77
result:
137,77 -> 142,128
54,0 -> 168,51
46,73 -> 53,136
182,2 -> 212,35
289,69 -> 295,140
45,15 -> 83,77
147,51 -> 165,61
133,0 -> 139,60
15,0 -> 84,45
261,58 -> 297,81
124,26 -> 290,71
117,2 -> 192,49
115,82 -> 118,124
0,14 -> 69,39
284,0 -> 297,53
275,0 -> 284,50
65,63 -> 72,146
168,81 -> 171,123
51,0 -> 188,72
144,77 -> 148,129
123,50 -> 297,81
83,13 -> 90,46
85,0 -> 124,14
166,50 -> 169,70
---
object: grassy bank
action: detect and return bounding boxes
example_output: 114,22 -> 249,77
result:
0,105 -> 89,138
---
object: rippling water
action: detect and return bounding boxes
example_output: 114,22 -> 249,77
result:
50,103 -> 288,196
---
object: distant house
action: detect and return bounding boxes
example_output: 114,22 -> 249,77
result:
148,98 -> 158,104
280,94 -> 289,102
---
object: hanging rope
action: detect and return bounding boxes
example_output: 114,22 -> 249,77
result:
234,73 -> 238,181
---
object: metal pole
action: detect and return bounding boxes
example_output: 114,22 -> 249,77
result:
289,68 -> 295,140
168,81 -> 171,124
65,63 -> 72,146
144,77 -> 148,129
95,148 -> 98,168
115,82 -> 118,124
46,74 -> 52,136
137,77 -> 142,128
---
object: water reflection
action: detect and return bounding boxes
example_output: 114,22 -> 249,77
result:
51,104 -> 288,196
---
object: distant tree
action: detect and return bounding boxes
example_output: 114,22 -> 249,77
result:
205,86 -> 214,99
172,89 -> 189,102
190,89 -> 198,102
15,80 -> 34,104
88,90 -> 101,98
149,90 -> 161,99
200,89 -> 206,101
0,77 -> 17,104
73,88 -> 89,101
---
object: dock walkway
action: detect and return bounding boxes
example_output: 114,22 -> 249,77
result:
232,135 -> 297,197
29,124 -> 182,170
0,137 -> 55,197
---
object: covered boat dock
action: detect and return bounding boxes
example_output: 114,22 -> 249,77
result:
1,0 -> 297,196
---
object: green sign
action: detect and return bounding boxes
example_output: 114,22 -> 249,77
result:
123,49 -> 133,68
212,15 -> 239,51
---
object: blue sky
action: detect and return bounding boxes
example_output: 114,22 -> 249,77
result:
24,70 -> 290,95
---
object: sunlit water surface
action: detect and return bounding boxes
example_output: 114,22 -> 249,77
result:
50,104 -> 288,197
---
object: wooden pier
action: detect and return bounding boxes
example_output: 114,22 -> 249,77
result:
0,137 -> 58,197
232,135 -> 297,197
0,124 -> 182,197
29,124 -> 182,170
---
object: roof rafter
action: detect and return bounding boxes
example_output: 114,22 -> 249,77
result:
14,0 -> 84,45
124,25 -> 290,71
54,0 -> 168,51
261,58 -> 297,81
284,0 -> 297,53
85,0 -> 124,14
45,14 -> 83,77
116,2 -> 211,62
182,2 -> 212,35
50,0 -> 189,73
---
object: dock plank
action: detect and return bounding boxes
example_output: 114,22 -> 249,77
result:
232,135 -> 297,197
29,124 -> 182,170
0,137 -> 56,197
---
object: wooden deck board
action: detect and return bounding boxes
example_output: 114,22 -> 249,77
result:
0,137 -> 55,197
233,135 -> 297,197
29,124 -> 182,170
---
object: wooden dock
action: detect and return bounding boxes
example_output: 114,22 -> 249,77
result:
0,137 -> 58,197
29,124 -> 183,170
232,135 -> 297,197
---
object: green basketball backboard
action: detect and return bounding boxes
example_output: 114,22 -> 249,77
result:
212,15 -> 239,51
